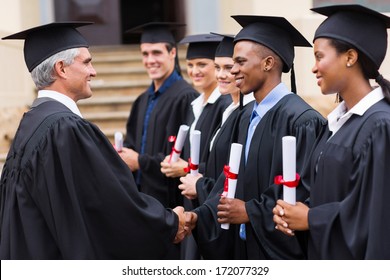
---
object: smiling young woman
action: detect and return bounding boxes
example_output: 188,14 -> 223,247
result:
273,4 -> 390,260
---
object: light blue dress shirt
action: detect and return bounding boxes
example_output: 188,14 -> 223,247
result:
241,83 -> 291,241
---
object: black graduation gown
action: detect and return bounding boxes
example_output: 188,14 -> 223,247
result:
124,79 -> 199,208
304,99 -> 390,259
195,101 -> 255,204
180,93 -> 231,260
0,100 -> 179,260
193,94 -> 325,259
182,93 -> 232,173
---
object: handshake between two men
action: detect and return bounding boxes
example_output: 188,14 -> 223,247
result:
172,196 -> 248,243
172,207 -> 198,244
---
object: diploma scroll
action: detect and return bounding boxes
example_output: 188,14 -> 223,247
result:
221,143 -> 243,230
282,136 -> 296,205
114,131 -> 123,152
169,125 -> 189,163
189,130 -> 201,176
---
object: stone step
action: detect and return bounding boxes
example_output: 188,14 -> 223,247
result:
90,79 -> 150,97
90,45 -> 188,71
78,95 -> 136,113
83,111 -> 129,131
93,65 -> 189,82
94,66 -> 148,81
103,127 -> 127,145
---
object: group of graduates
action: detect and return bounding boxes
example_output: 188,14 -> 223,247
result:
1,4 -> 390,260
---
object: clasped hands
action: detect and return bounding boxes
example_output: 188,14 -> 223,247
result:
272,200 -> 309,236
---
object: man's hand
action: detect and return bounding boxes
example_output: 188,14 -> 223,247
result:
185,211 -> 198,233
118,147 -> 140,171
217,197 -> 249,225
172,206 -> 187,243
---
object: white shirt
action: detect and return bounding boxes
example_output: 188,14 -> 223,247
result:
37,90 -> 83,118
327,87 -> 384,137
189,86 -> 221,138
209,92 -> 255,151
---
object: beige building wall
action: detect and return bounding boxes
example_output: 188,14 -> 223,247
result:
0,0 -> 41,153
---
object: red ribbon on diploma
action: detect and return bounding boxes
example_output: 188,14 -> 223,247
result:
183,158 -> 198,173
168,136 -> 181,162
223,165 -> 238,193
274,173 -> 300,188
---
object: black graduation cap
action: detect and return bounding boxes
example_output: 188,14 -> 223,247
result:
312,4 -> 390,69
179,34 -> 222,59
231,15 -> 311,73
2,22 -> 92,72
124,22 -> 185,44
210,33 -> 235,58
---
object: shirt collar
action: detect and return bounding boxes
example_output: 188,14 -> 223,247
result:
37,90 -> 83,117
147,70 -> 182,96
191,86 -> 221,107
252,83 -> 291,118
242,92 -> 255,106
207,87 -> 222,104
328,86 -> 384,135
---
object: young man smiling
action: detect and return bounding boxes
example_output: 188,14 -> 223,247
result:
120,23 -> 199,212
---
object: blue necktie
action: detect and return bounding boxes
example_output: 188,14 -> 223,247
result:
241,110 -> 260,241
245,110 -> 259,162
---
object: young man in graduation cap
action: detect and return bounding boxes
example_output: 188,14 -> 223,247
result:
0,22 -> 188,259
186,16 -> 325,259
119,22 -> 199,212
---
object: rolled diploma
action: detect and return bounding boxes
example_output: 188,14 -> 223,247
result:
114,131 -> 123,152
282,136 -> 296,205
222,143 -> 243,230
190,130 -> 201,176
170,124 -> 189,163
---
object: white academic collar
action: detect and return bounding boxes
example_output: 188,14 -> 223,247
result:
225,92 -> 255,112
242,92 -> 255,106
328,86 -> 384,136
38,90 -> 83,118
207,87 -> 222,104
191,86 -> 221,106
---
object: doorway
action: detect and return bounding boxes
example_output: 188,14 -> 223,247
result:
54,0 -> 186,45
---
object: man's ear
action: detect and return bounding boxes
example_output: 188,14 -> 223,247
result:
54,60 -> 67,78
263,55 -> 275,71
170,46 -> 177,59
